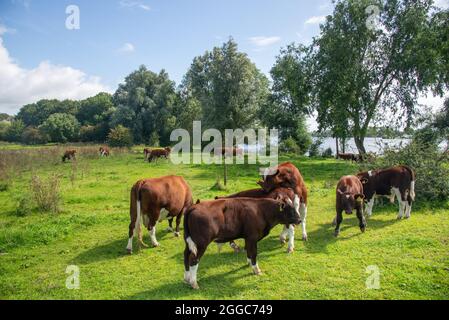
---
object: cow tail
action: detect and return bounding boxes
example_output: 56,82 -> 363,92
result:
403,165 -> 416,201
183,207 -> 198,256
130,180 -> 144,236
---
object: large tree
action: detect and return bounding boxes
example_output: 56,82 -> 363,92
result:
183,38 -> 269,184
112,66 -> 178,145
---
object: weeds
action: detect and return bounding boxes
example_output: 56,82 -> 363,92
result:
30,174 -> 62,213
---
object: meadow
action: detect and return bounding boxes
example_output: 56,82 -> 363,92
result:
0,144 -> 448,300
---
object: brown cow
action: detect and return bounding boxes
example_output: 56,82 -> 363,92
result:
126,175 -> 192,253
99,146 -> 110,157
257,162 -> 308,242
148,147 -> 171,162
333,175 -> 366,237
183,195 -> 301,289
62,150 -> 76,162
357,165 -> 416,220
215,187 -> 300,253
337,153 -> 361,162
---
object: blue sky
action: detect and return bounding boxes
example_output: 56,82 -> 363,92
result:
0,0 -> 334,115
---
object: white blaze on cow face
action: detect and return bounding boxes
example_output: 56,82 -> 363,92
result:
368,170 -> 373,177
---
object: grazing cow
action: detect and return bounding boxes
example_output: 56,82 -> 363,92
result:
99,146 -> 110,157
62,150 -> 76,162
333,175 -> 366,237
215,187 -> 299,253
356,165 -> 416,219
337,153 -> 361,162
257,162 -> 308,242
183,195 -> 301,289
148,147 -> 171,162
126,175 -> 192,253
143,148 -> 151,161
214,147 -> 243,157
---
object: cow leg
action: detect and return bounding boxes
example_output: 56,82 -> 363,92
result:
148,224 -> 159,247
299,202 -> 308,241
187,243 -> 207,290
166,218 -> 174,232
174,214 -> 182,237
183,245 -> 191,283
334,209 -> 343,237
229,241 -> 240,253
287,224 -> 295,253
393,188 -> 406,219
127,200 -> 147,253
279,225 -> 289,244
405,194 -> 413,219
245,239 -> 261,275
365,197 -> 375,217
356,207 -> 367,233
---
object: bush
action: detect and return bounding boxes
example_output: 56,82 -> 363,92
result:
280,137 -> 301,154
40,113 -> 80,143
360,140 -> 449,201
309,138 -> 322,157
321,147 -> 333,158
21,127 -> 48,145
107,125 -> 133,147
15,196 -> 34,217
30,174 -> 62,213
4,120 -> 25,142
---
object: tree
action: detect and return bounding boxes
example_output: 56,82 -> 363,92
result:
77,92 -> 115,126
21,127 -> 48,145
183,38 -> 269,185
310,0 -> 449,155
107,125 -> 133,147
40,113 -> 80,143
17,99 -> 79,127
4,120 -> 25,142
112,66 -> 178,145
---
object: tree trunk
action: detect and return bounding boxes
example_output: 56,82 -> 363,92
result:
223,160 -> 227,186
341,138 -> 346,153
354,136 -> 366,155
335,137 -> 339,159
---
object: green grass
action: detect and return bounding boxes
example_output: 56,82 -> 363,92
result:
0,146 -> 448,300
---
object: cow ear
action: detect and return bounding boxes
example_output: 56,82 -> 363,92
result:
361,178 -> 368,184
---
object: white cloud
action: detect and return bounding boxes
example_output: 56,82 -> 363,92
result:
249,36 -> 281,47
118,42 -> 135,54
305,16 -> 326,25
434,0 -> 449,9
0,35 -> 110,114
0,25 -> 16,36
119,0 -> 151,11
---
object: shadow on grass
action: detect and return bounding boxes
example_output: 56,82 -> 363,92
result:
303,216 -> 400,254
72,228 -> 178,265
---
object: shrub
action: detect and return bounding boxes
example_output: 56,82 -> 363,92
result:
4,120 -> 25,142
309,138 -> 322,157
30,174 -> 62,213
280,137 -> 301,154
40,113 -> 80,143
108,125 -> 133,147
15,196 -> 34,217
360,140 -> 449,201
21,127 -> 48,145
321,147 -> 333,158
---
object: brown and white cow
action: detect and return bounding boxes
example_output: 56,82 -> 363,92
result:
183,195 -> 301,289
333,175 -> 366,237
126,175 -> 192,253
215,187 -> 300,253
99,146 -> 110,157
357,165 -> 416,219
62,150 -> 76,162
257,162 -> 308,242
148,147 -> 171,162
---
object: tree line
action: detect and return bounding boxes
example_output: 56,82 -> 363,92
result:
0,0 -> 447,155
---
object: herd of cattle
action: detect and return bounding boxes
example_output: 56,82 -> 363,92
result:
61,147 -> 416,290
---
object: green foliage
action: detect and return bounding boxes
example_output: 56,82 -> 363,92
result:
30,174 -> 62,213
77,92 -> 115,126
308,138 -> 322,157
280,136 -> 301,154
17,99 -> 79,127
0,121 -> 11,140
361,140 -> 449,201
321,147 -> 333,158
107,125 -> 133,147
4,120 -> 25,142
15,196 -> 33,217
40,113 -> 80,143
21,127 -> 48,145
112,66 -> 177,145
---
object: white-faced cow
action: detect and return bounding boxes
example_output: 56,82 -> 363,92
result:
215,187 -> 300,253
126,175 -> 192,253
257,162 -> 308,243
183,195 -> 301,289
333,175 -> 366,237
357,165 -> 416,220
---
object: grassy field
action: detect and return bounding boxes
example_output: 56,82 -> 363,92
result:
0,145 -> 448,300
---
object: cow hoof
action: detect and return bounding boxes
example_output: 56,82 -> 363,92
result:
126,249 -> 132,254
253,269 -> 263,276
152,242 -> 160,247
360,227 -> 366,233
302,234 -> 308,241
191,282 -> 200,290
174,232 -> 180,237
331,218 -> 337,226
334,231 -> 340,237
287,247 -> 294,254
279,238 -> 287,245
405,216 -> 410,219
397,216 -> 403,220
